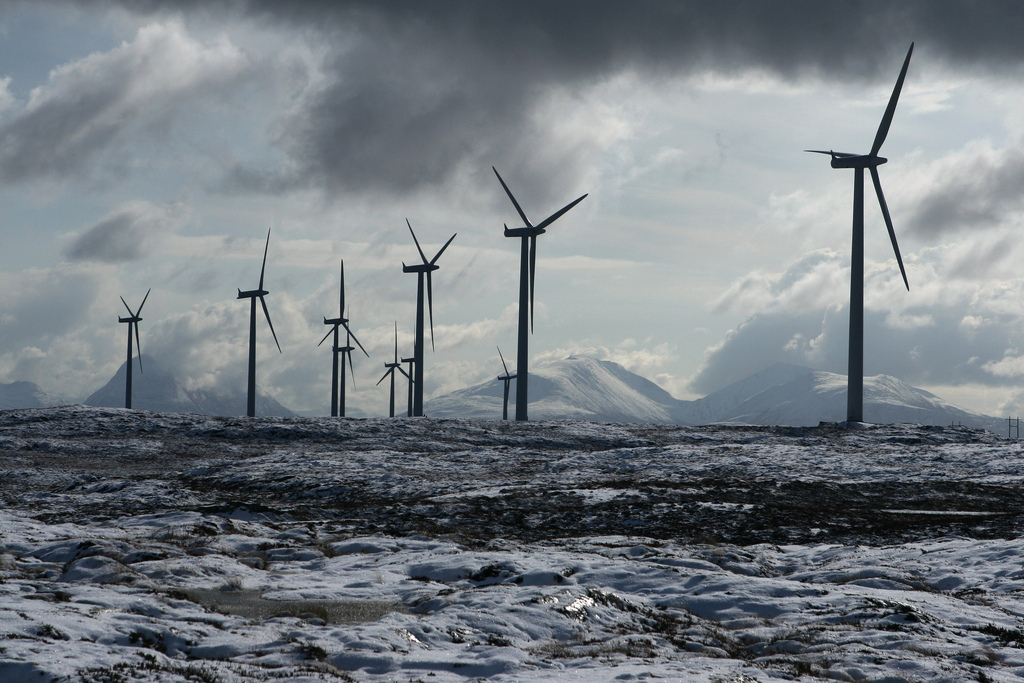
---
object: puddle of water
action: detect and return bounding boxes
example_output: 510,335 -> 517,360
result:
177,589 -> 403,624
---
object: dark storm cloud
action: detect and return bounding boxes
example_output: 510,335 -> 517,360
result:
908,144 -> 1024,236
124,0 -> 1024,199
64,202 -> 180,263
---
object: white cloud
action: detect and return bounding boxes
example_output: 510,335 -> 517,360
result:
0,19 -> 249,184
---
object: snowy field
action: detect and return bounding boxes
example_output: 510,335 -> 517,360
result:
3,407 -> 1024,681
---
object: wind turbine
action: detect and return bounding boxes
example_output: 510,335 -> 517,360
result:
492,166 -> 587,421
237,228 -> 281,417
401,355 -> 416,417
402,220 -> 456,417
118,288 -> 150,410
495,346 -> 516,421
318,260 -> 368,417
807,43 -> 913,423
376,323 -> 410,418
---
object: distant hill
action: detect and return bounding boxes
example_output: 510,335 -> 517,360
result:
0,381 -> 69,410
688,362 -> 1004,433
426,355 -> 679,423
427,357 -> 1004,432
84,355 -> 295,417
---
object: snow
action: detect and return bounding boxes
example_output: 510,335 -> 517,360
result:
2,406 -> 1024,681
428,356 -> 679,423
428,357 -> 1006,433
84,355 -> 295,417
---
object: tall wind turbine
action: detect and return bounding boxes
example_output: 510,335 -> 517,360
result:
493,166 -> 587,421
118,288 -> 150,410
495,346 -> 516,421
237,228 -> 281,417
376,323 -> 410,418
402,220 -> 456,417
318,260 -> 368,417
808,43 -> 913,423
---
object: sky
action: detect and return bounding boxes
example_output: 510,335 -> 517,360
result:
3,1 -> 1024,418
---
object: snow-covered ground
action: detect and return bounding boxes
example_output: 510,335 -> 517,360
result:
3,406 -> 1024,681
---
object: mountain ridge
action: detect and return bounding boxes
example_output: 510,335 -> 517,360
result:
428,357 -> 1005,432
84,354 -> 295,417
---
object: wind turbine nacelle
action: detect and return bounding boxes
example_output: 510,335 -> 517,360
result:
118,316 -> 140,324
324,316 -> 347,325
237,288 -> 268,299
831,154 -> 887,170
504,226 -> 544,238
402,263 -> 438,274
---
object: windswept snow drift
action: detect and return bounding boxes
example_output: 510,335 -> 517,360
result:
2,406 -> 1024,681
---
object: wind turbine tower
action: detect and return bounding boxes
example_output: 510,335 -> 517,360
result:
377,323 -> 410,418
118,288 -> 150,409
318,260 -> 368,417
237,228 -> 282,417
492,167 -> 587,421
401,355 -> 415,417
807,43 -> 913,423
495,346 -> 516,421
402,220 -> 456,417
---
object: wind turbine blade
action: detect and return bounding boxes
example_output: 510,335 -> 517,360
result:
427,272 -> 435,352
339,260 -> 345,318
529,234 -> 537,333
498,346 -> 510,376
260,296 -> 282,352
429,233 -> 457,266
870,166 -> 910,291
492,167 -> 532,228
397,366 -> 411,380
407,219 -> 429,265
317,325 -> 335,347
535,193 -> 588,231
136,288 -> 151,316
870,43 -> 913,157
342,322 -> 369,357
134,322 -> 143,374
376,368 -> 391,386
120,296 -> 133,316
346,330 -> 358,389
393,322 -> 398,363
258,228 -> 271,290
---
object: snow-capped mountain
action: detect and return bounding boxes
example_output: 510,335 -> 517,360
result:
0,380 -> 69,410
427,357 -> 1004,432
693,362 -> 1005,433
84,354 -> 295,417
426,355 -> 679,423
